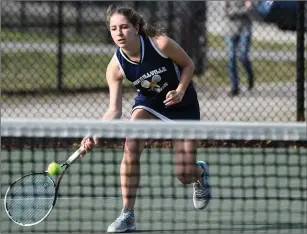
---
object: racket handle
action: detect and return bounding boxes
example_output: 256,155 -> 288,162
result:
66,146 -> 86,165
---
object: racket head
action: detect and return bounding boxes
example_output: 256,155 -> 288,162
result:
4,173 -> 56,226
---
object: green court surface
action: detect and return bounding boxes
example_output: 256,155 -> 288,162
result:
1,148 -> 306,233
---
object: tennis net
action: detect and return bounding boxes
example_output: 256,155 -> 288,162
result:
1,119 -> 307,234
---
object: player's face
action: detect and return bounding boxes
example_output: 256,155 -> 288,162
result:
109,13 -> 138,48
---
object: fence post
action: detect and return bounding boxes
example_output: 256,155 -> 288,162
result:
296,1 -> 305,121
57,1 -> 64,91
194,1 -> 207,75
167,2 -> 174,36
75,1 -> 82,35
20,2 -> 26,31
181,2 -> 207,75
148,1 -> 157,25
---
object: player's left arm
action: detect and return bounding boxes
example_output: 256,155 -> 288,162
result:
152,35 -> 195,106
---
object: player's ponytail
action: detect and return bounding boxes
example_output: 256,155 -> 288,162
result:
106,4 -> 164,37
138,15 -> 164,37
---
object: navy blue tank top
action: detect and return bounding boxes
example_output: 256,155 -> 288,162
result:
115,36 -> 198,108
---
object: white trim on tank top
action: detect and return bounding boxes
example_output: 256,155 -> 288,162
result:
119,36 -> 145,65
148,37 -> 168,59
148,37 -> 180,80
113,53 -> 127,79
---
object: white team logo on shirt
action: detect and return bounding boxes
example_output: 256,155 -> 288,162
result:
141,75 -> 162,92
140,75 -> 168,93
134,67 -> 169,93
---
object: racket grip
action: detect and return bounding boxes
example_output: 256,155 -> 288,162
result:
66,146 -> 86,165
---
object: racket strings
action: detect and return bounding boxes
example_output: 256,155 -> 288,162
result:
5,174 -> 55,225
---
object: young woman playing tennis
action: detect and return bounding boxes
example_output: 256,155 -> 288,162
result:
81,4 -> 212,233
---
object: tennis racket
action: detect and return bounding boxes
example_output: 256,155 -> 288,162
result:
4,146 -> 86,226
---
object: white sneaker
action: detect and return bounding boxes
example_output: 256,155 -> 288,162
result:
107,208 -> 136,233
193,161 -> 212,210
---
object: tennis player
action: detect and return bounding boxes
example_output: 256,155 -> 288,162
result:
81,4 -> 212,233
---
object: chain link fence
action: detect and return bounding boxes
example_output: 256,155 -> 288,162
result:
1,1 -> 306,121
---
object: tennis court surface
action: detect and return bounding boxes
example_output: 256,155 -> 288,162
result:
1,119 -> 306,234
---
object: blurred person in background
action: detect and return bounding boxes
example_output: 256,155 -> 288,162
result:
224,0 -> 254,97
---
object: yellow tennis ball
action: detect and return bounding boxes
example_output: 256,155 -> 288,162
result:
47,162 -> 61,175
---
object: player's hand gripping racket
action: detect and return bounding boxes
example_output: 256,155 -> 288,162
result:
4,146 -> 87,226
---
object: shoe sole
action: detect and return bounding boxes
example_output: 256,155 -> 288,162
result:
107,225 -> 136,233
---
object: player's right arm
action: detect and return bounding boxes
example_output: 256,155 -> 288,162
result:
102,55 -> 124,120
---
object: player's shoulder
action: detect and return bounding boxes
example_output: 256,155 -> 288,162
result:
150,35 -> 180,54
106,54 -> 123,81
149,35 -> 172,51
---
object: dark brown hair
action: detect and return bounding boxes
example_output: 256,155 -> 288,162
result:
106,4 -> 164,37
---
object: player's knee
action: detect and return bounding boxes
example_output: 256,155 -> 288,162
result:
123,139 -> 142,164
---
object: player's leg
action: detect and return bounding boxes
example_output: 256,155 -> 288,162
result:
107,108 -> 157,233
173,139 -> 211,210
173,139 -> 202,184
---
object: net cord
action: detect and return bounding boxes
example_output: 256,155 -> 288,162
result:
1,118 -> 306,140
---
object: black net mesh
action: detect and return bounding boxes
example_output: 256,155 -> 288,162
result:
1,119 -> 306,233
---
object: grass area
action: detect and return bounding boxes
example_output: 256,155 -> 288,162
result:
2,29 -> 296,52
2,30 -> 59,43
1,29 -> 297,95
2,51 -> 296,94
1,28 -> 109,44
207,34 -> 296,52
2,52 -> 111,91
203,59 -> 296,87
